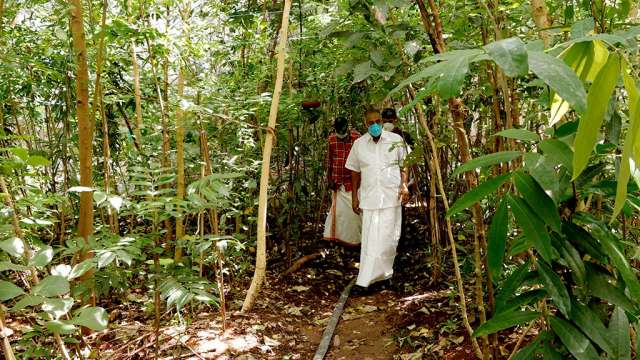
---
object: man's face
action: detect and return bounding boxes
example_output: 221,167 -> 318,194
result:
365,112 -> 382,128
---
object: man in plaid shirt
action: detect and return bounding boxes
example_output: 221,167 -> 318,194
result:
323,117 -> 362,246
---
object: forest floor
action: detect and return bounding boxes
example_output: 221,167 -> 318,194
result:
88,210 -> 530,359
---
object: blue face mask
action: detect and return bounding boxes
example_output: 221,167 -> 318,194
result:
368,123 -> 382,137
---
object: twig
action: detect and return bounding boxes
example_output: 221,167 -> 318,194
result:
282,252 -> 321,277
507,320 -> 535,360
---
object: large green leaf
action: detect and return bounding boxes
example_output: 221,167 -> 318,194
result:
586,217 -> 640,300
68,260 -> 94,280
28,245 -> 53,267
549,316 -> 600,360
537,262 -> 571,317
542,342 -> 565,360
528,51 -> 587,115
43,298 -> 74,320
586,264 -> 637,313
11,295 -> 44,312
71,307 -> 108,331
352,61 -> 372,83
512,334 -> 544,360
539,139 -> 573,172
513,172 -> 562,232
484,37 -> 529,77
473,310 -> 541,337
434,53 -> 471,99
612,62 -> 640,220
609,307 -> 631,360
452,151 -> 521,176
571,302 -> 613,354
390,60 -> 450,93
507,194 -> 553,262
0,237 -> 25,258
0,261 -> 29,272
572,53 -> 620,179
495,260 -> 531,307
571,18 -> 595,38
494,128 -> 540,142
557,238 -> 586,287
46,320 -> 77,334
0,280 -> 25,301
496,289 -> 546,314
487,199 -> 508,282
447,174 -> 511,217
32,275 -> 70,297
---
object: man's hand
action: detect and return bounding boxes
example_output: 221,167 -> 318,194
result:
352,196 -> 361,215
398,183 -> 410,205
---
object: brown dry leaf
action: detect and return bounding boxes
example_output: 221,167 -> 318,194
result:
400,351 -> 424,360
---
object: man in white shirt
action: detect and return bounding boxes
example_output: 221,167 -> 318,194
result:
345,109 -> 410,288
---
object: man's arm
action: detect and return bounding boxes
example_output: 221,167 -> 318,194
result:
351,170 -> 361,214
325,141 -> 336,190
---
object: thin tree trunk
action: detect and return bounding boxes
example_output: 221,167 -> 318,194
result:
131,40 -> 144,141
242,0 -> 292,313
68,0 -> 95,283
530,0 -> 552,47
174,68 -> 186,261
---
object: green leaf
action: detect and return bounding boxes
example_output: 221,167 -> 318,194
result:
0,261 -> 29,272
391,61 -> 450,93
539,139 -> 573,172
69,260 -> 94,280
511,335 -> 543,360
612,63 -> 640,220
28,245 -> 53,267
26,155 -> 51,167
11,295 -> 44,312
32,275 -> 70,297
571,302 -> 614,354
487,199 -> 508,282
447,174 -> 511,217
528,51 -> 587,115
93,191 -> 107,205
507,194 -> 553,262
495,260 -> 531,307
571,17 -> 595,38
484,37 -> 529,77
549,316 -> 600,360
46,320 -> 77,334
542,342 -> 564,360
452,151 -> 521,176
513,172 -> 562,233
0,237 -> 25,258
537,262 -> 571,317
473,310 -> 540,337
0,280 -> 25,301
609,307 -> 631,360
42,298 -> 74,320
352,61 -> 372,83
586,217 -> 640,300
496,290 -> 546,314
557,238 -> 586,287
434,54 -> 472,99
494,128 -> 540,142
572,53 -> 620,179
71,307 -> 108,331
586,265 -> 637,313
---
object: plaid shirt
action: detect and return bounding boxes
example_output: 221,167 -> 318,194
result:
325,130 -> 360,192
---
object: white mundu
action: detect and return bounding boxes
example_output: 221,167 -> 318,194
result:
322,185 -> 362,246
345,130 -> 408,287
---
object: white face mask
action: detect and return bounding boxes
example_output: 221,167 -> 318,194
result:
383,122 -> 395,131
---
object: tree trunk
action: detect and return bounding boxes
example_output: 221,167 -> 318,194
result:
68,0 -> 94,257
174,68 -> 186,261
530,0 -> 552,47
242,0 -> 292,313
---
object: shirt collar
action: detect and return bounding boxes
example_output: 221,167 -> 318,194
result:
365,130 -> 391,143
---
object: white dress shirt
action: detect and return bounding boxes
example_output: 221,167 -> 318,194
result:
345,130 -> 409,210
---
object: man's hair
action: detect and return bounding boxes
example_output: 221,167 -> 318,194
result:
334,116 -> 348,129
381,108 -> 397,120
365,109 -> 380,117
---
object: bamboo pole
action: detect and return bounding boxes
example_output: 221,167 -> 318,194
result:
242,0 -> 293,313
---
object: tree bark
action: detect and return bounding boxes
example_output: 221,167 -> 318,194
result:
174,68 -> 186,261
68,0 -> 94,251
530,0 -> 552,47
242,0 -> 292,313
